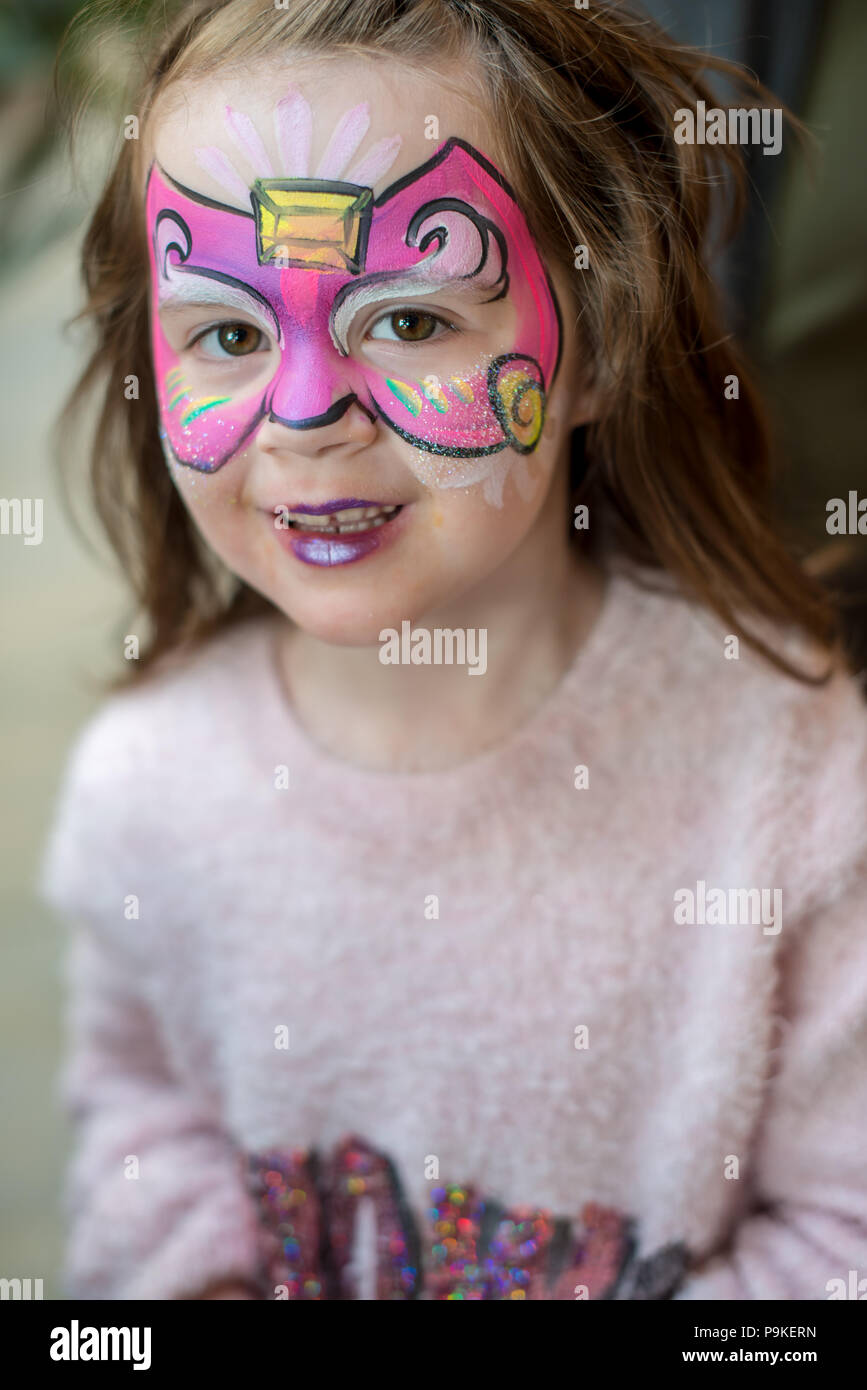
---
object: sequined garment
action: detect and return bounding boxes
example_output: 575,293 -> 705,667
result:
246,1136 -> 687,1300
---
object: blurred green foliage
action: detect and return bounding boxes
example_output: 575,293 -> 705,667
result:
0,1 -> 82,85
0,0 -> 163,270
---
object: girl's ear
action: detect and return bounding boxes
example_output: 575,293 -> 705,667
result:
566,376 -> 601,429
556,356 -> 601,429
547,265 -> 602,429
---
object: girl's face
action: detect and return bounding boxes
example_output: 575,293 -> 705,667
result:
145,58 -> 590,644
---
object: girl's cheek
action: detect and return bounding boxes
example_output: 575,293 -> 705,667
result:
418,472 -> 550,581
410,442 -> 546,511
163,446 -> 248,525
360,352 -> 549,509
155,360 -> 270,476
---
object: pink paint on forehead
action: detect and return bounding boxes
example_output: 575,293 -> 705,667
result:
147,138 -> 561,473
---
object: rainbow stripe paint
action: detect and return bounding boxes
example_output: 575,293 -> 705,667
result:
180,397 -> 232,426
448,377 -> 474,404
386,378 -> 423,417
420,378 -> 449,413
164,372 -> 231,426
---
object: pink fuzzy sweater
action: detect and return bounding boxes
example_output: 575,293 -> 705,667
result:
41,570 -> 867,1300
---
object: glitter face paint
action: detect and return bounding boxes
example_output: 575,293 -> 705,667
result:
147,96 -> 561,505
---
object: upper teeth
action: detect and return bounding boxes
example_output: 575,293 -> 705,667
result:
277,504 -> 399,533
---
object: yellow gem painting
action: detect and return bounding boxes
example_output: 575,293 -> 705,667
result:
251,179 -> 373,273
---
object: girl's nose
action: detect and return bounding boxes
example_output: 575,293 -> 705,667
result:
256,397 -> 377,458
260,335 -> 376,449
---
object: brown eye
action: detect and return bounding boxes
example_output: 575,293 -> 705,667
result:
216,323 -> 262,355
367,307 -> 452,346
389,310 -> 439,342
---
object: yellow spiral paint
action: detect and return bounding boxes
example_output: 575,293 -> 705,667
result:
497,368 -> 543,449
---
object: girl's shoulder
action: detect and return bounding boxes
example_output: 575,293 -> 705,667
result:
39,615 -> 279,921
67,613 -> 279,765
40,577 -> 867,925
619,569 -> 867,914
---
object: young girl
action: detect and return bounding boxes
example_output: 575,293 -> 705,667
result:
42,0 -> 867,1301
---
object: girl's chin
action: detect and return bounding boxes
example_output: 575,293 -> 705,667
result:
271,607 -> 419,649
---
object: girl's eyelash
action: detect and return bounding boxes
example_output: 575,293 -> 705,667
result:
364,308 -> 460,341
180,309 -> 460,356
186,322 -> 222,350
185,321 -> 272,352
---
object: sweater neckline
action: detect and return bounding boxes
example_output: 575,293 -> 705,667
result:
252,567 -> 636,790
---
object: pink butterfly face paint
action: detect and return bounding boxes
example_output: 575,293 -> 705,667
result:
147,107 -> 561,503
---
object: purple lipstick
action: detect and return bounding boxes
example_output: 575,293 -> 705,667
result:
270,498 -> 406,567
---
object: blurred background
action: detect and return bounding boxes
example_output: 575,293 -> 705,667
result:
0,0 -> 865,1298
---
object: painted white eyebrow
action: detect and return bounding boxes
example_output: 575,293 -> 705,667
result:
329,272 -> 498,355
157,272 -> 281,342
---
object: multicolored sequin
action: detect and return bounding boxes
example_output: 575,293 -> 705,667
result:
245,1135 -> 687,1300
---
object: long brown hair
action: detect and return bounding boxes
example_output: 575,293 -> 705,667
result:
57,0 -> 839,684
